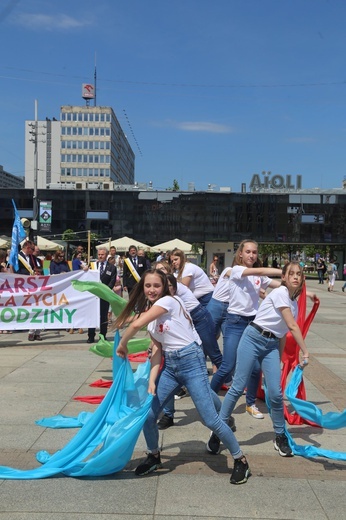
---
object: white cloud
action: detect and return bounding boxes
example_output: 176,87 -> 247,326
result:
155,120 -> 234,134
15,13 -> 92,30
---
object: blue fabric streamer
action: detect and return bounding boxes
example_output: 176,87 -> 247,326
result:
35,411 -> 92,429
264,365 -> 346,461
0,354 -> 152,479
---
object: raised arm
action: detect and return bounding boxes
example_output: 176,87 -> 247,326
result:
116,304 -> 167,358
279,306 -> 309,367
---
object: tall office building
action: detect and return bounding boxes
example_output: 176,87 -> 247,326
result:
0,165 -> 24,188
25,105 -> 135,190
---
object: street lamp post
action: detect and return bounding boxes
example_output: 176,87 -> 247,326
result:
28,100 -> 45,242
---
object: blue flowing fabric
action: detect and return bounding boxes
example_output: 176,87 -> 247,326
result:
0,352 -> 152,479
264,366 -> 346,461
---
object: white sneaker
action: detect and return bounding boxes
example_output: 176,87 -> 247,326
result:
246,404 -> 264,419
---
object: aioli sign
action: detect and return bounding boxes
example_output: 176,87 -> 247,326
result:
0,271 -> 100,330
249,173 -> 302,190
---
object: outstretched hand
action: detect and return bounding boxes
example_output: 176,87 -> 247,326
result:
116,342 -> 128,358
306,290 -> 319,303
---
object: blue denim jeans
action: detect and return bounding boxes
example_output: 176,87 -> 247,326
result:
210,313 -> 261,406
197,291 -> 213,307
143,342 -> 242,458
206,298 -> 228,338
220,325 -> 284,434
191,304 -> 223,367
162,304 -> 223,417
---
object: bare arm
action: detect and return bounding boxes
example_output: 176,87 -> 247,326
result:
147,339 -> 163,395
279,306 -> 309,367
116,304 -> 167,358
242,267 -> 282,278
181,275 -> 192,287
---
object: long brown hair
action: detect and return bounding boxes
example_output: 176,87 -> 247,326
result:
113,268 -> 170,329
171,248 -> 186,280
232,240 -> 262,267
281,261 -> 305,300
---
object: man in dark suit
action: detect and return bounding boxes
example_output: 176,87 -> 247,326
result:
122,245 -> 147,294
14,240 -> 43,341
87,247 -> 117,343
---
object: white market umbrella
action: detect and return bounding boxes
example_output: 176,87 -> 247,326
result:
153,238 -> 194,254
0,238 -> 10,248
96,236 -> 157,252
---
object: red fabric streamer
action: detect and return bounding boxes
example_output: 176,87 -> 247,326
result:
89,379 -> 112,388
73,395 -> 105,404
257,284 -> 320,425
128,352 -> 149,363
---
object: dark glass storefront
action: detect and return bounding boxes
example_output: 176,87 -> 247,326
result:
1,188 -> 345,247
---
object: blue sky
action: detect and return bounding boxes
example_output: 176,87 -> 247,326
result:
1,0 -> 346,191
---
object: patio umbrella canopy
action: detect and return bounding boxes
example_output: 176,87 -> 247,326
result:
96,236 -> 156,252
0,238 -> 10,249
153,238 -> 193,254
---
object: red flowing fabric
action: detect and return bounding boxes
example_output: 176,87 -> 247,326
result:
257,284 -> 320,425
73,395 -> 105,404
89,379 -> 112,388
128,352 -> 149,363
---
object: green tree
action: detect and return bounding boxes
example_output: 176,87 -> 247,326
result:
62,229 -> 77,242
167,179 -> 180,191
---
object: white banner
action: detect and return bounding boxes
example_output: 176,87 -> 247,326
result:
0,271 -> 100,330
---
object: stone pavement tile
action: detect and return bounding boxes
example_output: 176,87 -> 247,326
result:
153,473 -> 330,520
308,480 -> 346,520
0,512 -> 151,520
0,475 -> 158,516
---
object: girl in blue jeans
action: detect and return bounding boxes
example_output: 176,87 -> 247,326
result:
210,240 -> 282,421
155,261 -> 223,430
207,261 -> 315,458
115,268 -> 251,485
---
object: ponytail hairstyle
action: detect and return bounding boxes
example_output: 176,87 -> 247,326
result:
232,239 -> 262,267
171,248 -> 186,280
281,261 -> 305,300
113,268 -> 170,329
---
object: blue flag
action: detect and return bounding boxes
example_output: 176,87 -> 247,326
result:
9,200 -> 27,272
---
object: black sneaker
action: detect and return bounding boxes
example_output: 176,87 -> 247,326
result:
206,432 -> 221,454
157,414 -> 174,430
228,415 -> 236,432
135,452 -> 162,476
230,456 -> 251,485
274,433 -> 293,457
174,388 -> 187,400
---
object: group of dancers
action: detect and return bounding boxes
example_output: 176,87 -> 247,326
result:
114,240 -> 317,485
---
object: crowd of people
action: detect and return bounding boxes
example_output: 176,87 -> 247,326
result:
113,240 -> 319,485
1,239 -> 343,485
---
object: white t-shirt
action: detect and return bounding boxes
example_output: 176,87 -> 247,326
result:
254,285 -> 298,338
176,282 -> 200,312
227,265 -> 272,316
211,267 -> 232,302
181,263 -> 214,298
147,295 -> 198,352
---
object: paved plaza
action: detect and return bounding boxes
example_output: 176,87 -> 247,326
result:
0,279 -> 345,519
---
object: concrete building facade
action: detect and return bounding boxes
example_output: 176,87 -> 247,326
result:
25,106 -> 135,190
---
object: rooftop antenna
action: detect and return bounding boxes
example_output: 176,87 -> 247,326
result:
94,52 -> 97,107
81,54 -> 97,107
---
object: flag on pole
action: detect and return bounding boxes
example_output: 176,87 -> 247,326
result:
9,200 -> 27,272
